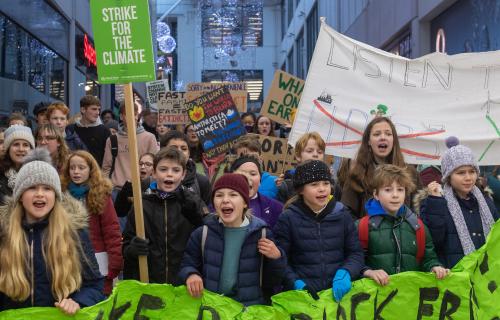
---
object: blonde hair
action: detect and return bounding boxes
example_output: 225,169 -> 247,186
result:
36,123 -> 70,172
294,132 -> 326,159
0,201 -> 82,301
61,150 -> 112,215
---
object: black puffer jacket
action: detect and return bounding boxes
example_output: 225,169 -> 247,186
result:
184,160 -> 211,206
122,187 -> 206,284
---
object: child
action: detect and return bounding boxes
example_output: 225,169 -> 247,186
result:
361,164 -> 448,286
420,139 -> 499,268
61,150 -> 123,295
35,123 -> 70,173
274,160 -> 363,302
0,148 -> 104,314
122,147 -> 206,284
179,173 -> 285,306
229,155 -> 283,228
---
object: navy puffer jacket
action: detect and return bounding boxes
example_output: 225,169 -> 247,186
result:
273,198 -> 364,292
178,215 -> 285,306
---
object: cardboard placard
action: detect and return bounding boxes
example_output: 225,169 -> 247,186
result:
146,79 -> 170,111
258,135 -> 296,175
157,91 -> 188,124
186,82 -> 247,113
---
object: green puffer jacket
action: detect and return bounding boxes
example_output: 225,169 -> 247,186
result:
357,202 -> 442,275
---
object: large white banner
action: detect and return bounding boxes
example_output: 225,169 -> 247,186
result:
289,22 -> 500,165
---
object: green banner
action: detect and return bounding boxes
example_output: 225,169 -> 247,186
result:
90,0 -> 155,84
3,221 -> 500,319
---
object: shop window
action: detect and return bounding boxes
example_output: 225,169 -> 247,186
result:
386,31 -> 412,58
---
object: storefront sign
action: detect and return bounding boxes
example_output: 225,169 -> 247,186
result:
83,34 -> 97,67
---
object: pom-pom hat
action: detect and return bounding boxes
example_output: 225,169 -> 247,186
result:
441,137 -> 479,183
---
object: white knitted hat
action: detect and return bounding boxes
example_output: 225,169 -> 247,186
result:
441,137 -> 479,183
4,125 -> 35,151
12,148 -> 61,202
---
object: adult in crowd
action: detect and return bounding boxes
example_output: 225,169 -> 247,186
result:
341,116 -> 420,218
184,124 -> 202,163
160,130 -> 211,205
104,119 -> 119,135
33,101 -> 50,126
46,102 -> 87,151
229,155 -> 283,228
0,148 -> 104,314
102,102 -> 158,198
0,125 -> 35,203
35,123 -> 70,173
61,150 -> 123,296
141,108 -> 158,140
254,115 -> 275,137
420,139 -> 499,268
101,110 -> 115,125
241,112 -> 257,133
67,96 -> 110,166
8,112 -> 28,127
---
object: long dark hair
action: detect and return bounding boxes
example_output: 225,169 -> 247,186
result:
347,117 -> 406,193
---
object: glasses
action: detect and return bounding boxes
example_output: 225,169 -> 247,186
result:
36,135 -> 57,142
139,162 -> 153,167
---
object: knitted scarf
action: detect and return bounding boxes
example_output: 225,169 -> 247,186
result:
68,182 -> 90,200
5,168 -> 18,190
443,184 -> 495,255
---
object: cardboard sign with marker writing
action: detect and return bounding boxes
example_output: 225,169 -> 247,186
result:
157,91 -> 188,124
146,79 -> 169,111
186,82 -> 247,113
257,135 -> 296,175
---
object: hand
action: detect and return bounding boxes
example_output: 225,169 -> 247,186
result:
363,269 -> 389,286
55,298 -> 80,315
427,181 -> 443,197
294,279 -> 306,290
332,269 -> 352,302
125,236 -> 149,259
186,274 -> 204,298
431,266 -> 450,279
258,238 -> 281,259
275,174 -> 285,187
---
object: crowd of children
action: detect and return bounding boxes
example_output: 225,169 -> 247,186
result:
0,95 -> 498,315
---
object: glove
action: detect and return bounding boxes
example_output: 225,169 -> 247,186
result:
294,279 -> 306,290
125,236 -> 149,259
332,269 -> 351,302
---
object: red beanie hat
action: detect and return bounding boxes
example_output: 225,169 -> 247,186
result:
212,173 -> 250,207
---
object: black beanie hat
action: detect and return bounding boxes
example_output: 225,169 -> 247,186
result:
293,160 -> 331,189
229,155 -> 262,176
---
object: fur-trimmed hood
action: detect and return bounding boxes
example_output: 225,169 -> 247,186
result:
0,192 -> 89,231
412,188 -> 429,216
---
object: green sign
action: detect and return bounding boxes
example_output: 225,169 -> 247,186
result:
90,0 -> 155,84
4,221 -> 500,319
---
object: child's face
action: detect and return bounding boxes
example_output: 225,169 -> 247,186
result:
9,139 -> 31,167
234,162 -> 260,198
297,138 -> 324,163
186,125 -> 198,143
368,121 -> 394,162
213,188 -> 246,227
450,165 -> 477,198
242,115 -> 255,127
69,155 -> 90,185
167,138 -> 190,161
257,116 -> 272,136
153,159 -> 186,192
374,181 -> 406,215
300,180 -> 331,212
157,124 -> 170,136
49,109 -> 68,132
37,129 -> 60,156
21,184 -> 55,223
139,155 -> 154,180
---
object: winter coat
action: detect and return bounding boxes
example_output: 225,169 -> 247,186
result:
0,195 -> 104,310
122,187 -> 205,285
184,159 -> 211,206
273,198 -> 364,293
420,192 -> 499,268
86,195 -> 123,295
114,177 -> 153,217
359,199 -> 441,275
250,193 -> 283,228
68,122 -> 110,167
64,128 -> 88,151
178,215 -> 286,306
0,173 -> 11,205
259,172 -> 279,199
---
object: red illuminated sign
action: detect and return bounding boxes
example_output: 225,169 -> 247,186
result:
83,34 -> 97,67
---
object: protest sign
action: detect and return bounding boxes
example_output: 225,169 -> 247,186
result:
7,218 -> 500,319
261,70 -> 305,125
186,82 -> 248,113
90,0 -> 155,84
146,79 -> 170,111
289,21 -> 500,165
186,87 -> 245,158
157,91 -> 188,124
257,135 -> 296,175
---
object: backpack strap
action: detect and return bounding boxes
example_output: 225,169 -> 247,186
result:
260,228 -> 267,288
358,216 -> 370,250
109,134 -> 118,178
415,218 -> 426,265
201,225 -> 208,261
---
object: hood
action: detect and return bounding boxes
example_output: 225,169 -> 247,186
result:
365,198 -> 405,217
76,117 -> 102,127
412,189 -> 430,216
0,192 -> 88,231
118,123 -> 145,136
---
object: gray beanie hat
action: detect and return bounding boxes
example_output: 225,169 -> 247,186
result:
4,125 -> 35,151
441,137 -> 479,183
12,148 -> 62,202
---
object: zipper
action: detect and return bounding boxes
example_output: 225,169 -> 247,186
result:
29,228 -> 34,306
392,218 -> 402,274
317,222 -> 325,288
164,200 -> 168,282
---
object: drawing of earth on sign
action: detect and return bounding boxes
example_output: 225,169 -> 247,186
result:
203,140 -> 215,149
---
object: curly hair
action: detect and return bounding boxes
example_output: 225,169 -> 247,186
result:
61,150 -> 112,215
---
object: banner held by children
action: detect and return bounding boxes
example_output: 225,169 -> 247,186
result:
261,70 -> 305,125
186,82 -> 248,113
6,216 -> 500,319
258,135 -> 296,175
289,20 -> 500,165
157,91 -> 188,125
186,86 -> 246,158
146,79 -> 170,111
